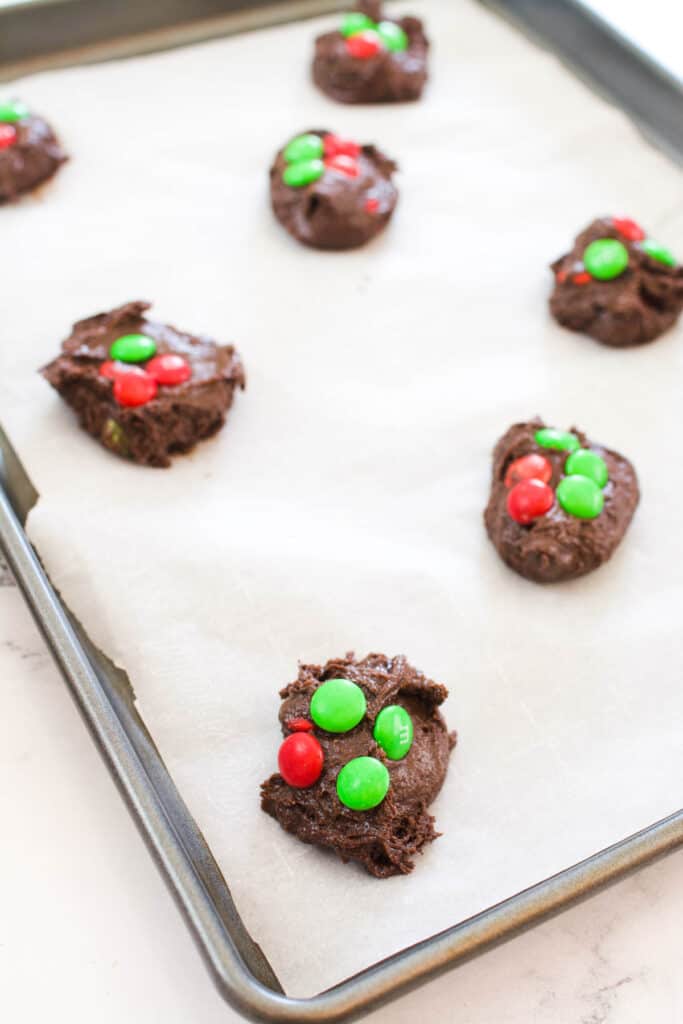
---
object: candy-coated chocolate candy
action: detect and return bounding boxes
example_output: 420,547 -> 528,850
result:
99,359 -> 142,380
336,756 -> 389,811
612,216 -> 645,242
504,453 -> 552,489
0,124 -> 17,150
310,677 -> 366,733
572,271 -> 591,285
640,238 -> 677,267
340,11 -> 375,37
110,333 -> 157,364
324,154 -> 359,178
287,717 -> 314,732
377,20 -> 408,52
278,733 -> 324,788
146,353 -> 192,386
113,369 -> 157,407
0,100 -> 29,123
324,134 -> 361,159
365,197 -> 380,214
583,238 -> 629,280
534,428 -> 580,452
284,133 -> 324,164
283,158 -> 324,188
557,475 -> 604,519
556,269 -> 567,283
346,30 -> 384,59
373,705 -> 413,760
507,479 -> 554,525
564,448 -> 608,488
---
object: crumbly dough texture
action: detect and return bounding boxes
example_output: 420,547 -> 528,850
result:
549,218 -> 683,347
270,128 -> 398,250
484,419 -> 640,583
41,301 -> 245,468
312,1 -> 429,104
261,652 -> 456,878
0,113 -> 67,202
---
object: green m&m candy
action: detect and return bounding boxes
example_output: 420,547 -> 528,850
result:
283,133 -> 324,164
583,238 -> 629,281
109,333 -> 157,364
340,11 -> 375,37
310,678 -> 366,733
535,427 -> 580,453
373,705 -> 413,760
282,159 -> 324,188
640,238 -> 677,268
564,448 -> 608,488
557,475 -> 604,519
377,21 -> 408,52
337,756 -> 389,811
0,99 -> 29,123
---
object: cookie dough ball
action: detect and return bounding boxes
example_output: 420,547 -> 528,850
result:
261,653 -> 456,877
42,301 -> 245,468
270,129 -> 398,250
313,1 -> 428,104
484,420 -> 639,583
550,217 -> 683,346
0,99 -> 66,202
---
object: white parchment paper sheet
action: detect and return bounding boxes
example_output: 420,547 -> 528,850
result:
2,0 -> 682,997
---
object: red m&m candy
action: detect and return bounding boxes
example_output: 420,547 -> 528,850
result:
100,360 -> 148,381
324,154 -> 359,178
612,217 -> 645,242
572,271 -> 591,285
287,717 -> 314,732
346,30 -> 384,59
324,134 -> 361,160
0,124 -> 17,150
278,733 -> 324,788
146,353 -> 192,386
507,479 -> 554,525
113,369 -> 157,407
504,453 -> 552,489
365,197 -> 380,214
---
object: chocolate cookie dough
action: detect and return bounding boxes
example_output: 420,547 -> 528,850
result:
313,1 -> 428,104
270,129 -> 398,250
261,652 -> 456,877
42,301 -> 245,468
484,420 -> 639,583
550,217 -> 683,346
0,99 -> 66,202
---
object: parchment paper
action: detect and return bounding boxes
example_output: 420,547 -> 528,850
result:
2,0 -> 682,997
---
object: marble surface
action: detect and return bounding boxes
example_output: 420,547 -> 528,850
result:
0,557 -> 681,1021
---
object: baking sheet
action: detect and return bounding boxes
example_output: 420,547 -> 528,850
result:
2,0 -> 683,998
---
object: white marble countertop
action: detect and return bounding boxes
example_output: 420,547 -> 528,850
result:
1,558 -> 681,1022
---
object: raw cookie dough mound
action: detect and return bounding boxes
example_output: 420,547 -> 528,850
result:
0,99 -> 67,202
42,301 -> 245,468
312,1 -> 428,104
270,128 -> 398,250
261,652 -> 456,878
484,419 -> 639,583
550,216 -> 683,347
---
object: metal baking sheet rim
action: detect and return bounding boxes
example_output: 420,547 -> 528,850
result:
1,3 -> 682,1022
